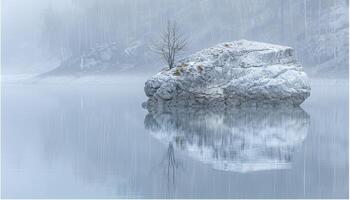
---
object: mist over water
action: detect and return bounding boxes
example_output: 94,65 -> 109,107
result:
1,0 -> 349,199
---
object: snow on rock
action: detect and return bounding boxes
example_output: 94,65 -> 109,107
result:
144,40 -> 311,108
144,106 -> 310,172
305,2 -> 349,77
64,42 -> 122,73
43,41 -> 149,76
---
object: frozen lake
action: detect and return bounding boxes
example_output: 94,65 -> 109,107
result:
1,77 -> 348,198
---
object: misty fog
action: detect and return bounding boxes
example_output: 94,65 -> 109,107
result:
1,0 -> 349,199
2,0 -> 349,78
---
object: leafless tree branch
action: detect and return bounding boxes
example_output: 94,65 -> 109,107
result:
151,20 -> 187,69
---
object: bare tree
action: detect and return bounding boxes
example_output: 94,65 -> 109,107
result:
152,20 -> 187,69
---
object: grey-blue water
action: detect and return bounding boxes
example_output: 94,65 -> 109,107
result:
2,77 -> 348,198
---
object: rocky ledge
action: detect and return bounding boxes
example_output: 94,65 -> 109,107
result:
144,40 -> 311,108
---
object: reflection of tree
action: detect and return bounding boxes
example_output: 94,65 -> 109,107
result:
158,142 -> 184,196
145,106 -> 310,173
163,142 -> 176,190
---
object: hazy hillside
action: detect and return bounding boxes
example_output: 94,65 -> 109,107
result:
2,0 -> 349,78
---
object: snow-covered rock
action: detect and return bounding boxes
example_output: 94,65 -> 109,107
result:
42,41 -> 149,76
144,40 -> 311,108
145,106 -> 310,172
305,2 -> 349,77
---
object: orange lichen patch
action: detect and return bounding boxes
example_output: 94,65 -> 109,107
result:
178,63 -> 188,68
197,65 -> 204,72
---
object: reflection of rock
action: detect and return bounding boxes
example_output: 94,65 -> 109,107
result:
144,40 -> 311,108
144,106 -> 310,173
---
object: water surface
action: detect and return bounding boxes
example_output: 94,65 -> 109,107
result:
1,77 -> 348,198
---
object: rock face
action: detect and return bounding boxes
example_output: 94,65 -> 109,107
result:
144,40 -> 311,108
145,107 -> 310,172
43,41 -> 149,76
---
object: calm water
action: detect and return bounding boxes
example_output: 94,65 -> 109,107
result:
1,77 -> 348,198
